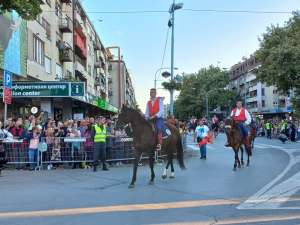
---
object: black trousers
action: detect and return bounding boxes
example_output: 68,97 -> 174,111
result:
93,142 -> 106,165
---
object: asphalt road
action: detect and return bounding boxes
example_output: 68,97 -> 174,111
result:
0,134 -> 300,225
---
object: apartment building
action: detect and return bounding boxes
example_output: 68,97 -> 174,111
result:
107,48 -> 136,109
229,56 -> 293,117
0,0 -> 123,119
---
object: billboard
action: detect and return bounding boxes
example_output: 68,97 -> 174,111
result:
0,11 -> 27,76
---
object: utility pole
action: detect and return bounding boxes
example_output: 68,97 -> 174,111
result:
169,0 -> 183,115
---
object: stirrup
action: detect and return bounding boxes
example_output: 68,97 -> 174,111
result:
156,144 -> 161,151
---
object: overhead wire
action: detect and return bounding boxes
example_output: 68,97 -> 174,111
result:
160,25 -> 170,69
42,9 -> 293,15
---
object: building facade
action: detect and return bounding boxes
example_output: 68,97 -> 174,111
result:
107,49 -> 136,109
0,0 -> 136,120
229,56 -> 293,117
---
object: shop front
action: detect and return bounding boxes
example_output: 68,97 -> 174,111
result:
0,81 -> 118,121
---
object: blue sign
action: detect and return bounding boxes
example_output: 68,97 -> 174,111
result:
4,70 -> 12,88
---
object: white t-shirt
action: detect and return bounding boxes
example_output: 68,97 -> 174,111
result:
195,125 -> 209,138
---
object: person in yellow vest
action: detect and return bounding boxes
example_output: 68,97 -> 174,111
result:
91,116 -> 109,172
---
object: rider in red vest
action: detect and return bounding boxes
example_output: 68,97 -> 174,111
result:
145,88 -> 165,150
225,100 -> 252,150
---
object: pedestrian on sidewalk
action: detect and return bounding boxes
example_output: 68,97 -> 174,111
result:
195,119 -> 210,160
92,116 -> 109,171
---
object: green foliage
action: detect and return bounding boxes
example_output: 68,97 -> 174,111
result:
162,79 -> 182,91
0,0 -> 42,20
255,12 -> 300,115
174,66 -> 238,120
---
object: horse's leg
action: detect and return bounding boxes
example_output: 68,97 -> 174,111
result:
148,152 -> 155,185
169,155 -> 175,178
247,150 -> 250,167
240,146 -> 244,166
162,159 -> 170,179
129,151 -> 142,188
233,148 -> 238,171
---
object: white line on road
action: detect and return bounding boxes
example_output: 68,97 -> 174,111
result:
238,142 -> 300,210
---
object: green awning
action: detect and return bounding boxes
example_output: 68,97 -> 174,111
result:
97,98 -> 118,113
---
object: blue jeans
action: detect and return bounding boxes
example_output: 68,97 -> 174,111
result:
237,123 -> 248,139
155,118 -> 165,134
200,144 -> 207,158
28,148 -> 37,169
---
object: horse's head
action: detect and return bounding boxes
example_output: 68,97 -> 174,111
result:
224,117 -> 236,133
116,104 -> 133,129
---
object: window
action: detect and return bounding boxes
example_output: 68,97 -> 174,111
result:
46,0 -> 51,7
262,100 -> 265,107
262,88 -> 265,96
42,18 -> 51,40
45,56 -> 51,74
33,35 -> 44,65
56,64 -> 62,80
55,2 -> 62,17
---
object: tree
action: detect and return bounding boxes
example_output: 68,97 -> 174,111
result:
255,12 -> 300,116
0,0 -> 42,20
174,66 -> 238,120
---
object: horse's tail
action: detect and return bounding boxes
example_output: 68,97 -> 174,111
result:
176,135 -> 186,169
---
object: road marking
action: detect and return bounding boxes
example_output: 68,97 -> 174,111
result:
0,199 -> 239,219
238,142 -> 300,210
150,213 -> 300,225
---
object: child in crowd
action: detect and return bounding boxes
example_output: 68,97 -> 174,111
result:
28,127 -> 41,170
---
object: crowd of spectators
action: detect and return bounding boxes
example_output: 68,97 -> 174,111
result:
0,112 -> 129,170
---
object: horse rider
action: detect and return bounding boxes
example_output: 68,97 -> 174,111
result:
145,88 -> 165,150
225,100 -> 252,150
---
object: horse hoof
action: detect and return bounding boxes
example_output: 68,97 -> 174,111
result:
233,168 -> 237,171
148,180 -> 154,185
162,175 -> 167,179
238,165 -> 241,168
128,184 -> 135,189
169,175 -> 175,179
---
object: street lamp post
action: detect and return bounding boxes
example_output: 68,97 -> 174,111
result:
169,0 -> 183,116
154,67 -> 178,89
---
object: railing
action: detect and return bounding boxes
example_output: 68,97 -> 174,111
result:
2,135 -> 175,170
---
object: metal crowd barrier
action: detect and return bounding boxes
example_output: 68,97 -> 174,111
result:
3,135 -> 169,170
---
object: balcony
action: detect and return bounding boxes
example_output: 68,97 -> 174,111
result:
59,16 -> 72,33
60,0 -> 72,3
94,40 -> 101,50
60,48 -> 73,62
58,41 -> 73,62
94,59 -> 101,68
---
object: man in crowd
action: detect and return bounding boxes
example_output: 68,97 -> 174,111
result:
265,120 -> 272,139
91,116 -> 109,172
145,88 -> 165,150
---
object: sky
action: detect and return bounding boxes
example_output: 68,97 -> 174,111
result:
82,0 -> 299,112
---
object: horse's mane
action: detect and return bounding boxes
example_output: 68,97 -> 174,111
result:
126,107 -> 153,130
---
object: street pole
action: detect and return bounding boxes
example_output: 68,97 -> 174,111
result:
206,93 -> 208,119
4,104 -> 7,124
169,0 -> 175,116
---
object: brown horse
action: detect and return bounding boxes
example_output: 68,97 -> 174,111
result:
224,118 -> 255,170
116,105 -> 185,188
